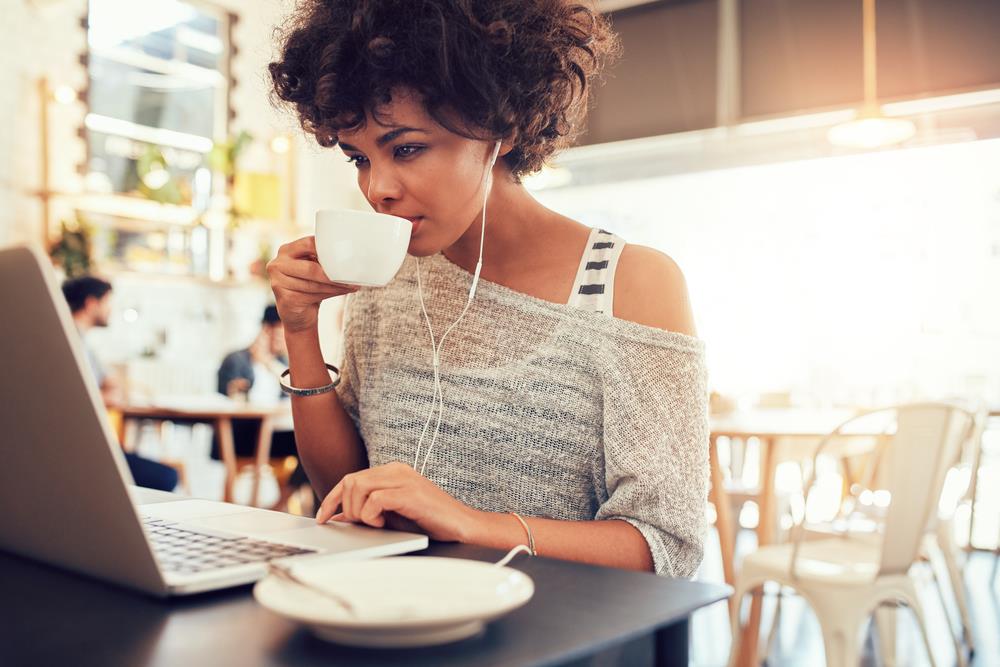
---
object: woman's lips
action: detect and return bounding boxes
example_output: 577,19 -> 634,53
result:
405,216 -> 423,234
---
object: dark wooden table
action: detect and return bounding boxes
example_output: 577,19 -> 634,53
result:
0,532 -> 729,666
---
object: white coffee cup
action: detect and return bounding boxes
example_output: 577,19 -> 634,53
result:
314,209 -> 412,286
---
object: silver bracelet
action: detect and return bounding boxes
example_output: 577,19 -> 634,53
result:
279,363 -> 341,397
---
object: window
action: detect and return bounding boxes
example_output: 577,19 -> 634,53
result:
85,0 -> 231,204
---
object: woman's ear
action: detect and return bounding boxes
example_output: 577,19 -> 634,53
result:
497,132 -> 517,158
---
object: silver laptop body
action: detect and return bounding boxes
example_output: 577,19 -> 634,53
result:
0,245 -> 428,597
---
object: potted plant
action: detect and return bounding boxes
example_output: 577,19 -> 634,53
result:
49,214 -> 94,279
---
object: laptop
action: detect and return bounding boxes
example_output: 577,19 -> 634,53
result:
0,244 -> 428,596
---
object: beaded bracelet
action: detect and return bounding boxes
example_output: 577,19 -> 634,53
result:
279,363 -> 341,397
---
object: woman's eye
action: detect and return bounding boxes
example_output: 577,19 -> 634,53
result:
395,145 -> 424,159
344,146 -> 422,167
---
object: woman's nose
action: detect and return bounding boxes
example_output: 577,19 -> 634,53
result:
365,162 -> 403,205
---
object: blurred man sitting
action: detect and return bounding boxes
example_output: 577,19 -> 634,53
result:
216,305 -> 298,461
62,276 -> 178,492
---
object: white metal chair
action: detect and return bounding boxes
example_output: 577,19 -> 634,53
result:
925,405 -> 987,660
805,407 -> 989,667
797,404 -> 987,665
992,524 -> 1000,583
727,403 -> 975,667
755,410 -> 895,664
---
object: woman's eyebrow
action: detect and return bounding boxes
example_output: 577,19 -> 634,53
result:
376,127 -> 428,146
339,127 -> 429,153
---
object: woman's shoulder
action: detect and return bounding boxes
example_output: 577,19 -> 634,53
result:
612,243 -> 697,337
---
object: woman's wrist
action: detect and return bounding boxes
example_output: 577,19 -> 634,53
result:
460,508 -> 530,551
283,326 -> 338,390
283,320 -> 320,341
283,326 -> 322,358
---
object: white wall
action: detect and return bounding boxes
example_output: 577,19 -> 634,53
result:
537,138 -> 1000,405
0,0 -> 87,248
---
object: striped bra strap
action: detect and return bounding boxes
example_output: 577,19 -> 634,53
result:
566,228 -> 626,315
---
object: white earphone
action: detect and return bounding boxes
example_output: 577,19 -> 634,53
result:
411,139 -> 503,474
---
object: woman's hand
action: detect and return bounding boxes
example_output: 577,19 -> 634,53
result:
266,236 -> 358,334
316,462 -> 481,543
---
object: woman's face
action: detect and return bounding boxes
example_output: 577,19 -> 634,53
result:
337,89 -> 499,257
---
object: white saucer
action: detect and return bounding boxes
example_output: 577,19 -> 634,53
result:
253,556 -> 535,648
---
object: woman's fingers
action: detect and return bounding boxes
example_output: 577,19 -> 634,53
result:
347,472 -> 397,522
359,489 -> 406,528
316,465 -> 412,525
270,257 -> 335,285
272,273 -> 351,296
346,474 -> 368,523
269,237 -> 330,283
340,474 -> 357,521
280,235 -> 318,259
345,467 -> 403,522
316,481 -> 344,524
270,258 -> 360,297
270,237 -> 361,302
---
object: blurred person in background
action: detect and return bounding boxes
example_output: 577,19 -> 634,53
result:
216,305 -> 301,470
218,305 -> 288,404
62,276 -> 178,492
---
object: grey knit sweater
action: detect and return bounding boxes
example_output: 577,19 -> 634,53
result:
335,251 -> 709,577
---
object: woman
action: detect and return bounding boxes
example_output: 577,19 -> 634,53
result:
266,0 -> 708,577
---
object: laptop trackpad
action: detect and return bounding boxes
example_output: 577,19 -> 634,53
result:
140,499 -> 313,534
140,499 -> 250,521
191,510 -> 316,534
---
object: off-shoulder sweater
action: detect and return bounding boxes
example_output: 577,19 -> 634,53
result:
335,250 -> 709,577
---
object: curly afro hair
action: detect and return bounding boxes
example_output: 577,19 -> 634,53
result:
268,1 -> 620,180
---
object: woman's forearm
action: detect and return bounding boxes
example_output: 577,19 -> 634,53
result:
284,326 -> 367,496
462,510 -> 654,573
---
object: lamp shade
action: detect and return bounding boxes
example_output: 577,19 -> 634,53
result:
827,115 -> 916,149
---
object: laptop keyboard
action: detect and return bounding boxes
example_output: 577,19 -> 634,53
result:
142,518 -> 317,574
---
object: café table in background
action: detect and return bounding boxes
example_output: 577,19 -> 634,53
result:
119,397 -> 288,506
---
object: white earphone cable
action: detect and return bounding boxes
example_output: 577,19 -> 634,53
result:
412,140 -> 501,474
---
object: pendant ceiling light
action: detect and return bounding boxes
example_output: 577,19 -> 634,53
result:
827,0 -> 916,149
